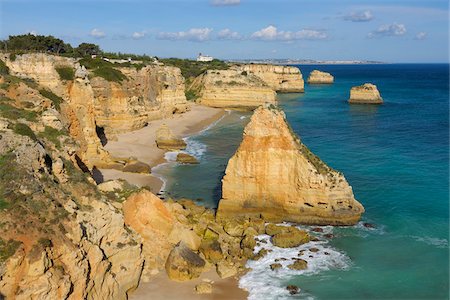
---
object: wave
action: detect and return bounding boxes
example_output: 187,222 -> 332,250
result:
410,235 -> 449,249
239,225 -> 351,300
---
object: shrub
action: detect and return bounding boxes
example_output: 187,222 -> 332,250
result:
13,123 -> 37,141
78,57 -> 112,69
39,126 -> 65,148
93,66 -> 126,82
55,66 -> 74,81
241,71 -> 248,76
9,53 -> 16,61
39,89 -> 63,110
0,238 -> 21,262
0,102 -> 37,121
0,59 -> 9,75
160,58 -> 229,79
185,90 -> 198,101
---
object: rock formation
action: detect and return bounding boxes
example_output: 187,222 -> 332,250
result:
191,69 -> 277,109
238,64 -> 305,92
176,153 -> 199,164
307,70 -> 334,84
155,124 -> 187,150
348,83 -> 383,104
217,105 -> 364,225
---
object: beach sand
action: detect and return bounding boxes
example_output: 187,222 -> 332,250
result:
130,269 -> 248,300
99,104 -> 226,193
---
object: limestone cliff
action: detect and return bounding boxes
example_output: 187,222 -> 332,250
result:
191,69 -> 276,109
2,53 -> 189,169
217,105 -> 364,225
348,83 -> 383,104
238,64 -> 304,92
307,70 -> 334,84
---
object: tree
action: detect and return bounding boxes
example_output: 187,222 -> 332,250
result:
74,43 -> 101,57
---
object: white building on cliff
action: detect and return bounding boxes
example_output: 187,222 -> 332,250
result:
197,53 -> 213,62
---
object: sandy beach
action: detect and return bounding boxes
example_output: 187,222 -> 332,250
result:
130,269 -> 248,300
100,104 -> 226,193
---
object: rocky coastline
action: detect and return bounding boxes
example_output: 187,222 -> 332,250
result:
0,53 -> 365,299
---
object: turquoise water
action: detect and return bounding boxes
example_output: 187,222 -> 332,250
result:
156,64 -> 449,299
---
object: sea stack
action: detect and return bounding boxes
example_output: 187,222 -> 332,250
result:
307,70 -> 334,84
348,83 -> 383,104
216,105 -> 364,225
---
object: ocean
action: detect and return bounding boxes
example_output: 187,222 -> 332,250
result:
153,64 -> 449,299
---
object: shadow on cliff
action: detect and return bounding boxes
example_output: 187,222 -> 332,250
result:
212,169 -> 225,208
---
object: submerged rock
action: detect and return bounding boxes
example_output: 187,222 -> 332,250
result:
155,124 -> 187,150
217,105 -> 365,225
286,285 -> 300,295
307,70 -> 334,84
348,83 -> 383,104
270,263 -> 282,271
287,259 -> 308,270
165,242 -> 206,281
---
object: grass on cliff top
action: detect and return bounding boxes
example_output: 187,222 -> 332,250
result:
160,58 -> 229,79
0,59 -> 9,75
55,66 -> 75,81
39,89 -> 63,110
78,57 -> 127,83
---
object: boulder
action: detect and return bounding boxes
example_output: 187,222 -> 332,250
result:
155,124 -> 186,150
165,242 -> 206,281
348,83 -> 383,104
272,229 -> 310,248
176,153 -> 199,164
195,282 -> 213,294
199,239 -> 223,263
216,260 -> 238,279
265,224 -> 293,236
122,160 -> 151,173
287,259 -> 308,270
307,70 -> 334,84
97,179 -> 125,193
223,220 -> 244,237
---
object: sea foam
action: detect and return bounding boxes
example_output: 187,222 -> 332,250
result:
239,225 -> 351,300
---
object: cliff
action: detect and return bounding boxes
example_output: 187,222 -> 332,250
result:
238,64 -> 304,92
2,53 -> 189,168
348,83 -> 383,104
307,70 -> 334,84
191,69 -> 276,109
217,105 -> 364,225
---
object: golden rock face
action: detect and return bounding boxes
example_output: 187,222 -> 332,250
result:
307,70 -> 334,84
349,83 -> 383,104
217,105 -> 364,225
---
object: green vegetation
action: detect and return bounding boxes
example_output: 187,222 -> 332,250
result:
9,53 -> 16,61
78,57 -> 112,69
74,43 -> 101,57
0,59 -> 9,75
92,66 -> 127,82
55,66 -> 75,81
160,58 -> 229,79
38,126 -> 66,148
1,34 -> 73,54
0,238 -> 21,262
185,90 -> 198,101
0,101 -> 38,121
39,89 -> 63,110
13,123 -> 37,141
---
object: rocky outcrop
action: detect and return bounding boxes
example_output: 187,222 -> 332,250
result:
217,105 -> 364,225
155,124 -> 187,150
238,64 -> 304,92
307,70 -> 334,84
176,153 -> 199,164
191,69 -> 276,109
348,83 -> 383,104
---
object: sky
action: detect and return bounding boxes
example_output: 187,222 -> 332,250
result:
0,0 -> 448,62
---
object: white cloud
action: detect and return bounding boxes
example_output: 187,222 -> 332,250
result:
251,25 -> 327,41
90,28 -> 105,39
218,28 -> 241,40
367,23 -> 406,38
415,32 -> 427,40
28,30 -> 38,36
211,0 -> 240,6
132,31 -> 146,39
343,10 -> 373,22
157,28 -> 213,42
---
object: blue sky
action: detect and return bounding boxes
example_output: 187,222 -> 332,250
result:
0,0 -> 448,62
